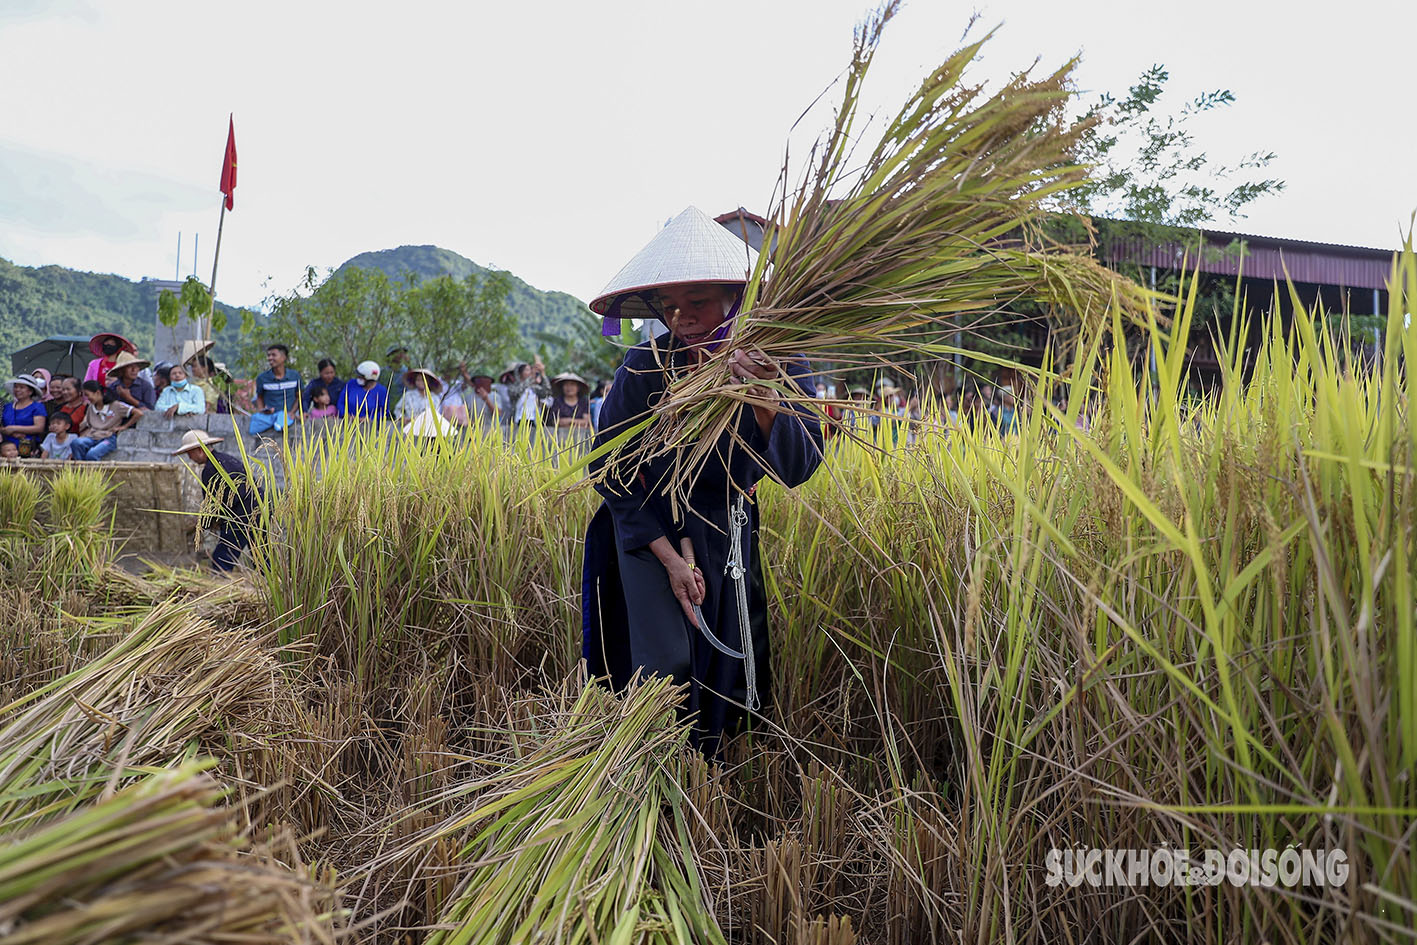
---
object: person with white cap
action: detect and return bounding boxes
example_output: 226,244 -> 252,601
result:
171,429 -> 261,571
580,206 -> 824,756
340,360 -> 389,421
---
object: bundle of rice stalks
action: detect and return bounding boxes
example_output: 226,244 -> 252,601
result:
0,468 -> 42,535
605,3 -> 1149,492
0,760 -> 339,945
371,677 -> 724,945
0,600 -> 303,831
46,463 -> 113,532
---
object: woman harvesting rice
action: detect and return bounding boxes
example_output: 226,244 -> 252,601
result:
581,207 -> 824,754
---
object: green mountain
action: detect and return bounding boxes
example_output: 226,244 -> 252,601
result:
0,245 -> 590,375
336,245 -> 589,345
0,256 -> 244,368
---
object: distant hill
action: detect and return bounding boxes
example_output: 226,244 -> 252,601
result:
336,245 -> 589,346
0,256 -> 244,367
0,245 -> 589,374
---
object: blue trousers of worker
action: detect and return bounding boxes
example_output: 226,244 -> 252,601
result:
210,526 -> 250,572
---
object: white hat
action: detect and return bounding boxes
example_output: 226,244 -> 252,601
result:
180,338 -> 215,365
589,206 -> 759,321
170,429 -> 224,455
110,350 -> 151,372
356,360 -> 381,381
403,405 -> 458,438
6,374 -> 43,396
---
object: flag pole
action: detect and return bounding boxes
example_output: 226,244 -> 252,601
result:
204,197 -> 227,344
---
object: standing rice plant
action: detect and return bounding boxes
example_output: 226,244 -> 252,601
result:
745,244 -> 1416,941
46,464 -> 111,532
248,418 -> 593,713
41,464 -> 115,585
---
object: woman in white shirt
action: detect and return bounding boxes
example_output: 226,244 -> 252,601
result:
394,368 -> 444,428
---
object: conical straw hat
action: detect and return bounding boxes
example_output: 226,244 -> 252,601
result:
551,372 -> 588,396
170,429 -> 224,455
589,206 -> 759,321
180,338 -> 215,364
89,332 -> 136,357
110,350 -> 150,372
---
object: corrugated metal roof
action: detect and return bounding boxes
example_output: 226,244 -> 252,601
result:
1106,229 -> 1398,291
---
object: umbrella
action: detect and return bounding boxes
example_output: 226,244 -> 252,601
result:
10,336 -> 93,379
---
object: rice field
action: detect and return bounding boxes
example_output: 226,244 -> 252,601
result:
1,251 -> 1414,943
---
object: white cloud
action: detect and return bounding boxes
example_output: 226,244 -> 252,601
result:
0,0 -> 1412,313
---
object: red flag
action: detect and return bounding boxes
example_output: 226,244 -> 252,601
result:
219,115 -> 237,210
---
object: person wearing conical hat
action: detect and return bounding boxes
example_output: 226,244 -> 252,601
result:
106,350 -> 157,411
581,206 -> 824,756
546,372 -> 592,431
172,429 -> 261,572
393,368 -> 445,428
83,332 -> 137,388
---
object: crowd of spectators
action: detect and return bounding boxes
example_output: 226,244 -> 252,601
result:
1,331 -> 246,461
236,343 -> 601,441
818,370 -> 1021,445
2,333 -> 610,462
5,331 -> 1041,465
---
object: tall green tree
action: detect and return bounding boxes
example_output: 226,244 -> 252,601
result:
1066,64 -> 1284,228
242,266 -> 517,378
1044,65 -> 1287,335
403,270 -> 518,374
530,311 -> 626,384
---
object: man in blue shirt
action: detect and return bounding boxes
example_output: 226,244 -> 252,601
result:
250,344 -> 303,435
340,359 -> 389,420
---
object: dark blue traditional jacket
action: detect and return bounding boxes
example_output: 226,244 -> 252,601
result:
581,332 -> 824,749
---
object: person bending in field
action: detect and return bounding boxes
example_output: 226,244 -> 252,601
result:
581,206 -> 824,757
172,429 -> 261,572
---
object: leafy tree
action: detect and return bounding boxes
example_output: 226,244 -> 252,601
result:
1040,65 -> 1287,339
1065,64 -> 1284,229
156,276 -> 221,333
240,265 -> 518,379
403,270 -> 518,374
530,311 -> 627,384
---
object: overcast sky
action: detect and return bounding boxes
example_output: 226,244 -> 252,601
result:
1,0 -> 1413,311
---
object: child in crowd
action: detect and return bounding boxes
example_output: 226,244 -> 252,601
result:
41,412 -> 76,460
307,384 -> 337,418
0,441 -> 18,459
71,380 -> 143,461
